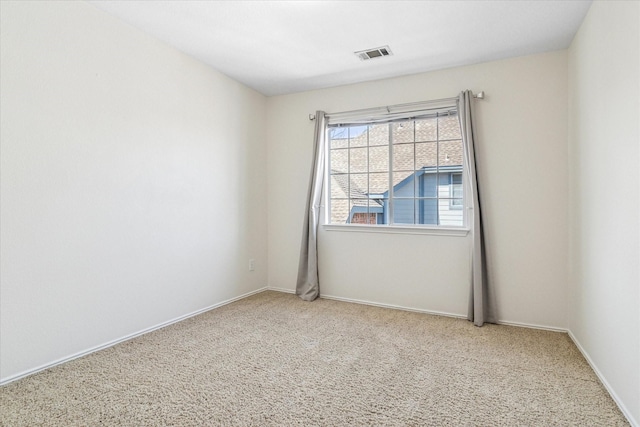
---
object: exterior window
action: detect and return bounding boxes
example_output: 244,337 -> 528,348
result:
328,111 -> 464,227
450,173 -> 463,210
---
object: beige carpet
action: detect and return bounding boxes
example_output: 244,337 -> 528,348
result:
0,291 -> 629,426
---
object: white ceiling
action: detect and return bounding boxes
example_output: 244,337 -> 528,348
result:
89,0 -> 592,96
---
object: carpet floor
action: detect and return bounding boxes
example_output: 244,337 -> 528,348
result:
0,291 -> 629,426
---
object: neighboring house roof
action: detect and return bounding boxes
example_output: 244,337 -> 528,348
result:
329,115 -> 463,223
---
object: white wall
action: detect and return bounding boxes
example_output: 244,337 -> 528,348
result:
0,1 -> 267,382
568,1 -> 640,424
267,51 -> 569,328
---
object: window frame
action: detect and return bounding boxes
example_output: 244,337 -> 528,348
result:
323,103 -> 469,234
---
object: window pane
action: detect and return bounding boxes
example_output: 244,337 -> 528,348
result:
349,147 -> 368,173
351,173 -> 368,196
415,118 -> 437,142
417,198 -> 438,225
420,173 -> 437,198
450,171 -> 463,213
368,124 -> 389,146
393,172 -> 415,197
437,174 -> 451,199
452,185 -> 463,199
349,199 -> 368,224
438,173 -> 450,186
368,146 -> 389,172
393,144 -> 414,171
415,142 -> 437,169
392,170 -> 413,190
392,121 -> 414,143
438,199 -> 463,227
350,200 -> 383,225
393,198 -> 415,224
351,212 -> 379,225
438,114 -> 461,140
439,139 -> 463,166
329,149 -> 348,173
452,173 -> 463,200
329,127 -> 348,149
369,172 -> 389,194
330,174 -> 349,198
349,125 -> 368,147
330,199 -> 350,224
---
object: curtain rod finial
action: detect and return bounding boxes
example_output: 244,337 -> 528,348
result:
474,91 -> 485,99
309,113 -> 316,121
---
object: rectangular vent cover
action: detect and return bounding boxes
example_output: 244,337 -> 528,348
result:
355,46 -> 392,61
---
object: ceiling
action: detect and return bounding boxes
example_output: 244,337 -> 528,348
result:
89,0 -> 592,96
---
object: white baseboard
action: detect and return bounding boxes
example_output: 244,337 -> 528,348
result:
318,293 -> 468,320
268,289 -> 570,334
495,319 -> 568,333
567,331 -> 638,427
0,286 -> 268,386
266,286 -> 295,294
266,288 -> 464,319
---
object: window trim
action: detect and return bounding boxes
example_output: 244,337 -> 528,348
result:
323,223 -> 469,236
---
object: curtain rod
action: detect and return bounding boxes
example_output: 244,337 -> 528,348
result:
308,91 -> 485,121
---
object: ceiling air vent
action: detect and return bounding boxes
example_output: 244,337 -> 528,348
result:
355,46 -> 393,61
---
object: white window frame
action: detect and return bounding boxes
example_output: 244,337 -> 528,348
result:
322,100 -> 469,236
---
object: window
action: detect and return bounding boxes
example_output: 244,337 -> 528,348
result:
327,106 -> 465,228
450,173 -> 463,210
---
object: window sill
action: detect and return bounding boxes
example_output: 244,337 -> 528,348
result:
323,224 -> 470,237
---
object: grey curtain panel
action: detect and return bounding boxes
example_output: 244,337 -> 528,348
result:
296,111 -> 327,301
458,91 -> 494,326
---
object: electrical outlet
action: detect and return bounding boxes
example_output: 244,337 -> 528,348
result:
249,259 -> 255,271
